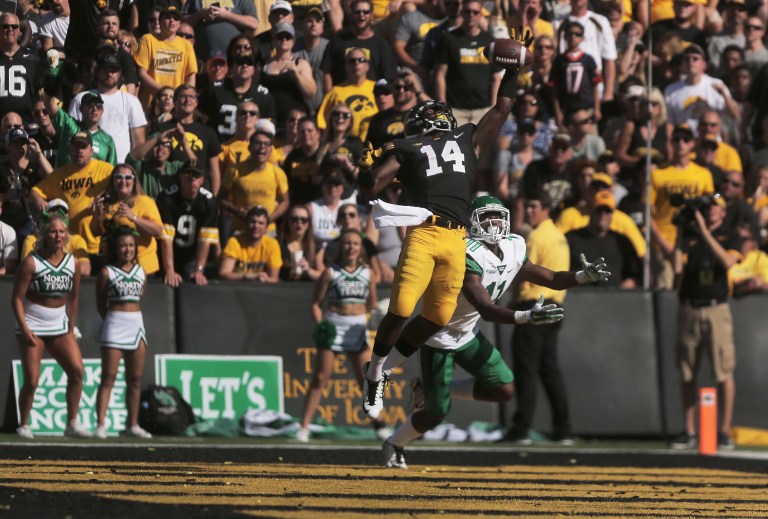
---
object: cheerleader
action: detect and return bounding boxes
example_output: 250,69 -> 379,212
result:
296,229 -> 390,441
11,212 -> 91,438
94,226 -> 152,439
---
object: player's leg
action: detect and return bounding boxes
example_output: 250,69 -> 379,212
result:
350,349 -> 391,439
384,346 -> 453,469
364,227 -> 438,418
452,332 -> 514,403
381,315 -> 445,374
369,226 -> 438,373
380,226 -> 468,384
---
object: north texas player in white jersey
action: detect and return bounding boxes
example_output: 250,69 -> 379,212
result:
381,195 -> 612,469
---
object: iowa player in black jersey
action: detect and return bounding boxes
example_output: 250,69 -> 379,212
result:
358,31 -> 533,420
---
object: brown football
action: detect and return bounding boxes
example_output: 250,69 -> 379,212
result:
483,39 -> 533,68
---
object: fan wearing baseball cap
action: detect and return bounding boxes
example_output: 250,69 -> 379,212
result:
565,190 -> 642,288
67,53 -> 149,165
663,43 -> 740,132
260,22 -> 316,135
649,123 -> 715,289
30,132 -> 114,257
134,6 -> 199,109
555,161 -> 647,259
44,88 -> 118,168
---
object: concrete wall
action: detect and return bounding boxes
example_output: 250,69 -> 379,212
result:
2,277 -> 766,435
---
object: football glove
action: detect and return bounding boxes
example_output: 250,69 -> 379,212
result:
575,253 -> 611,284
514,295 -> 564,325
358,141 -> 379,189
509,26 -> 535,49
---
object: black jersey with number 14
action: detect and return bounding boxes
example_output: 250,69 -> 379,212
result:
382,123 -> 477,225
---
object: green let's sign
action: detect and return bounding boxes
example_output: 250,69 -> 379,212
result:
155,355 -> 283,421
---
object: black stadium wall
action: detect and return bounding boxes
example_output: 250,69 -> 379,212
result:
1,277 -> 766,435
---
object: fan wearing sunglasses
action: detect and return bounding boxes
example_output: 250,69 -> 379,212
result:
318,48 -> 378,139
277,205 -> 322,281
321,0 -> 397,88
649,123 -> 715,290
0,13 -> 38,122
91,164 -> 164,275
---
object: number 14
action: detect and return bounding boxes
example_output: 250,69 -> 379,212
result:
421,140 -> 466,177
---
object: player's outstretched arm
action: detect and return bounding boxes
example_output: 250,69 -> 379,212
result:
472,28 -> 534,159
518,254 -> 612,289
463,273 -> 562,325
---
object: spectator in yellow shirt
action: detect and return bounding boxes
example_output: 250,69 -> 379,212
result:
317,47 -> 377,139
90,164 -> 164,275
134,6 -> 198,109
219,124 -> 290,236
219,205 -> 283,282
30,132 -> 114,256
697,110 -> 742,174
730,222 -> 768,295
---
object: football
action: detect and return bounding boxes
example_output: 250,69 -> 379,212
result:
483,39 -> 533,68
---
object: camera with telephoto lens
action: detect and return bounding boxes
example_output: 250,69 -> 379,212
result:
670,193 -> 714,227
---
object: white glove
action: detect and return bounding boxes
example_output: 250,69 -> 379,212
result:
514,295 -> 564,325
575,253 -> 611,284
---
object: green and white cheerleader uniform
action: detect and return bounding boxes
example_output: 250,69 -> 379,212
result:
16,253 -> 76,337
323,264 -> 371,353
100,264 -> 147,350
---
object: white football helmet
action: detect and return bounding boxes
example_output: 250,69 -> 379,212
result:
469,195 -> 511,244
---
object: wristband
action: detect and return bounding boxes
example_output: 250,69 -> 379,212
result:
196,265 -> 204,272
498,68 -> 521,100
358,167 -> 375,190
513,310 -> 531,324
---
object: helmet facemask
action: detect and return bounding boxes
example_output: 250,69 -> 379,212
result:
470,204 -> 511,244
404,101 -> 458,138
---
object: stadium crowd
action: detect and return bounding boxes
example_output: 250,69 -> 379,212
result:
2,0 -> 768,447
0,0 -> 766,288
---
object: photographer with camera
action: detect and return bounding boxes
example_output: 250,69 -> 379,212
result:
670,192 -> 741,451
650,124 -> 714,289
0,128 -> 53,247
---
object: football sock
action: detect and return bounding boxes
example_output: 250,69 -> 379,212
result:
388,415 -> 421,448
381,342 -> 412,374
450,378 -> 476,400
367,352 -> 387,381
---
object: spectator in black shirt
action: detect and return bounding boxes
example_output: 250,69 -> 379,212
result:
320,0 -> 397,91
565,191 -> 641,288
670,192 -> 741,451
156,162 -> 220,286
